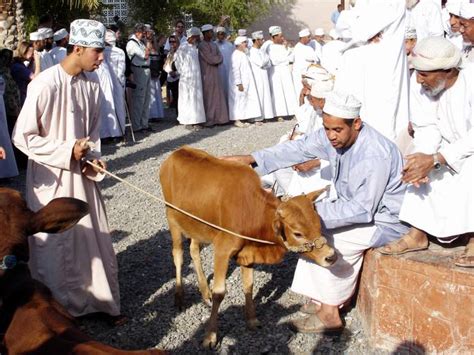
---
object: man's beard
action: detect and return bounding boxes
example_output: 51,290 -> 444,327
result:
45,42 -> 53,50
424,78 -> 446,97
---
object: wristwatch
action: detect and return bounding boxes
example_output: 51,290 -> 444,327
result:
433,153 -> 441,170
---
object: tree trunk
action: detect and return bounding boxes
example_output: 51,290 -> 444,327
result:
0,0 -> 24,50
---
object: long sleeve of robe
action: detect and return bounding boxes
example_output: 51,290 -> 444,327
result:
12,65 -> 120,317
249,47 -> 274,119
252,124 -> 407,234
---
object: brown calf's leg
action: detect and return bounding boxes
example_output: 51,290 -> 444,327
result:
169,222 -> 185,309
240,266 -> 260,330
189,239 -> 212,305
202,248 -> 232,349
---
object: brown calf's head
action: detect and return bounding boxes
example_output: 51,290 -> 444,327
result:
273,188 -> 336,267
0,188 -> 89,276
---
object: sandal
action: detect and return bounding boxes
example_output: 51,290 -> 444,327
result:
454,254 -> 474,268
299,302 -> 320,314
289,313 -> 344,334
377,233 -> 428,256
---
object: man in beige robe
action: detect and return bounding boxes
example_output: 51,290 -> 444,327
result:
12,19 -> 121,320
198,24 -> 229,126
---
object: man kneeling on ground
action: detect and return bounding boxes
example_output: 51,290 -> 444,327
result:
223,91 -> 409,333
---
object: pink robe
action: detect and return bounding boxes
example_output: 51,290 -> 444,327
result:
12,65 -> 120,317
198,40 -> 229,125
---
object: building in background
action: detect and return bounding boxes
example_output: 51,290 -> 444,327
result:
101,0 -> 128,26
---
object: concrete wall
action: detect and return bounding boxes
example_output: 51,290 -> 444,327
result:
248,0 -> 341,41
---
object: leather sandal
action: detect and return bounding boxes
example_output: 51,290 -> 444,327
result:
377,233 -> 428,256
289,313 -> 344,334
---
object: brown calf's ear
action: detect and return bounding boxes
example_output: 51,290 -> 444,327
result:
305,186 -> 330,202
30,198 -> 89,234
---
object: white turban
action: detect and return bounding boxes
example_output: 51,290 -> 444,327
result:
29,31 -> 43,41
405,27 -> 417,40
329,29 -> 340,40
201,24 -> 213,32
459,2 -> 474,19
252,31 -> 264,40
38,27 -> 53,39
53,28 -> 68,42
410,36 -> 462,71
307,66 -> 335,99
314,28 -> 325,36
269,26 -> 282,36
234,36 -> 247,46
299,28 -> 311,38
238,29 -> 247,36
446,0 -> 467,16
187,27 -> 201,37
216,26 -> 226,33
105,29 -> 117,46
323,91 -> 361,119
69,19 -> 106,48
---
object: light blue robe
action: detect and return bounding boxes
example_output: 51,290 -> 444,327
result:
252,123 -> 409,246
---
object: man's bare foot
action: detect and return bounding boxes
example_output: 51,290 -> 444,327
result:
377,228 -> 429,255
454,235 -> 474,268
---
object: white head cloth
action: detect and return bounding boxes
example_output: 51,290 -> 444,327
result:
201,24 -> 213,32
314,28 -> 325,36
105,29 -> 117,46
238,29 -> 247,36
446,0 -> 467,16
350,4 -> 397,43
269,26 -> 282,36
38,27 -> 53,39
216,26 -> 226,33
307,66 -> 335,98
29,31 -> 43,41
459,2 -> 474,19
405,27 -> 417,40
53,28 -> 68,42
323,91 -> 361,119
252,31 -> 264,40
299,28 -> 311,37
69,19 -> 106,48
187,27 -> 201,37
329,29 -> 340,40
234,36 -> 247,46
410,36 -> 462,71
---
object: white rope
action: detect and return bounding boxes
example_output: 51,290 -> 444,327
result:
86,161 -> 276,245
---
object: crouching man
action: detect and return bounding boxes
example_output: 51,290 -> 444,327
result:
378,37 -> 474,267
223,91 -> 409,333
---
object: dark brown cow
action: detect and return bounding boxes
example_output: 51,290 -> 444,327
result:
159,146 -> 336,348
0,188 -> 163,354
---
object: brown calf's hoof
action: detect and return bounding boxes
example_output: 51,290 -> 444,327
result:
202,332 -> 218,349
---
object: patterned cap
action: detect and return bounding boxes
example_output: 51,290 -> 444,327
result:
38,27 -> 54,39
69,19 -> 106,48
53,28 -> 68,42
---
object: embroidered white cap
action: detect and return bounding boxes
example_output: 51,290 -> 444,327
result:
323,91 -> 361,119
238,29 -> 247,36
269,26 -> 282,36
234,36 -> 247,46
29,31 -> 43,41
299,28 -> 311,38
201,24 -> 214,32
252,31 -> 264,40
216,26 -> 226,33
314,28 -> 325,36
69,19 -> 106,48
187,27 -> 201,37
53,28 -> 68,42
38,27 -> 53,39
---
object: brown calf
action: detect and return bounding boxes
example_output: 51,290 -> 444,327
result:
159,146 -> 336,348
0,188 -> 163,354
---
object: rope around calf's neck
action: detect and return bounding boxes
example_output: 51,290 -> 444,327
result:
85,160 -> 275,245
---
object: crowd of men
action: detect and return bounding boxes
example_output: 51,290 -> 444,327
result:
0,0 -> 473,338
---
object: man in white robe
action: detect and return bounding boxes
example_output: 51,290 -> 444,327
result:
379,37 -> 474,268
321,29 -> 347,75
228,36 -> 262,127
443,0 -> 467,50
249,31 -> 274,120
292,29 -> 319,99
459,3 -> 474,61
0,75 -> 18,178
215,26 -> 234,102
310,28 -> 325,61
50,29 -> 68,65
406,0 -> 444,41
267,26 -> 298,118
37,28 -> 55,71
223,91 -> 409,333
12,19 -> 122,319
175,27 -> 206,130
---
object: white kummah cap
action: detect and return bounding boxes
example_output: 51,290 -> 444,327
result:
201,24 -> 213,32
410,36 -> 463,71
234,36 -> 247,46
216,26 -> 226,33
105,29 -> 117,45
314,28 -> 325,36
329,29 -> 340,40
69,19 -> 106,48
299,28 -> 311,38
405,27 -> 417,40
252,31 -> 264,40
29,31 -> 43,41
187,27 -> 201,37
308,66 -> 335,99
38,27 -> 53,39
53,28 -> 68,42
238,29 -> 247,36
269,26 -> 282,36
323,91 -> 361,119
459,2 -> 474,19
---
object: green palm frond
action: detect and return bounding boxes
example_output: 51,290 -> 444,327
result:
62,0 -> 101,10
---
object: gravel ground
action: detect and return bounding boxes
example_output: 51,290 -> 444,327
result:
4,110 -> 389,354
